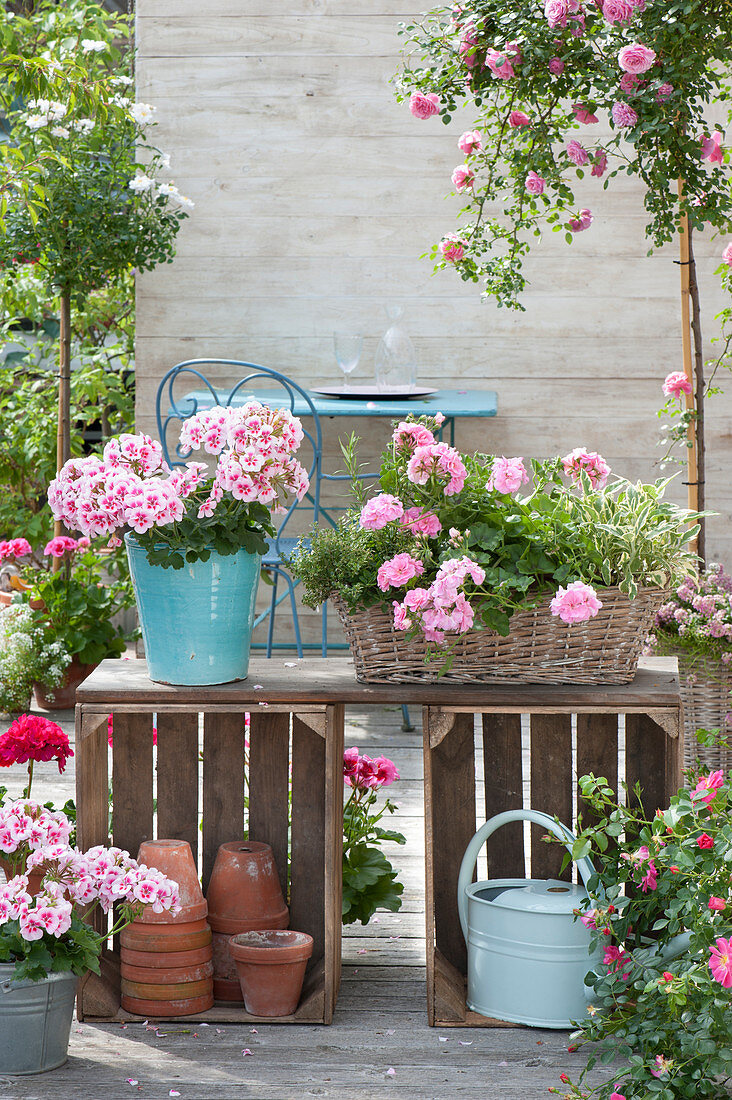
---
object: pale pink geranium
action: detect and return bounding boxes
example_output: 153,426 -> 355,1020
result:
401,507 -> 442,538
602,0 -> 634,22
561,447 -> 611,488
591,149 -> 608,177
439,234 -> 465,263
487,457 -> 529,494
723,243 -> 732,267
693,769 -> 724,806
458,130 -> 482,155
452,165 -> 475,192
406,442 -> 467,496
525,170 -> 546,195
509,110 -> 530,127
377,552 -> 425,592
551,581 -> 603,624
573,104 -> 598,124
618,43 -> 656,73
700,131 -> 724,165
612,101 -> 638,128
548,57 -> 565,75
409,91 -> 440,119
566,140 -> 589,166
486,42 -> 521,80
569,208 -> 593,232
662,371 -> 692,398
392,421 -> 435,450
359,493 -> 404,530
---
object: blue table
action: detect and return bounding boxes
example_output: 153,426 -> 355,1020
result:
167,387 -> 497,447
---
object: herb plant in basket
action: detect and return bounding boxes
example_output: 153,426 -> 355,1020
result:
291,416 -> 700,685
48,405 -> 309,685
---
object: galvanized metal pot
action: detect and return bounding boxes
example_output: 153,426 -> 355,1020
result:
0,964 -> 77,1074
457,809 -> 603,1029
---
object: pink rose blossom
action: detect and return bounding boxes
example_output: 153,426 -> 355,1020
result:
566,140 -> 589,166
525,170 -> 546,195
561,447 -> 610,488
610,1093 -> 627,1100
487,456 -> 529,494
700,131 -> 724,165
509,111 -> 530,128
619,72 -> 641,94
618,43 -> 656,73
694,769 -> 724,805
591,149 -> 608,177
550,581 -> 603,624
698,833 -> 714,849
548,57 -> 565,75
359,493 -> 404,530
452,164 -> 475,192
602,0 -> 634,22
458,23 -> 480,68
656,82 -> 674,103
569,208 -> 593,232
409,91 -> 440,119
486,42 -> 521,80
640,860 -> 658,892
543,0 -> 579,28
439,234 -> 465,263
710,939 -> 732,986
612,101 -> 638,128
722,242 -> 732,266
573,104 -> 598,124
377,552 -> 425,592
709,896 -> 727,911
458,130 -> 482,155
662,371 -> 692,398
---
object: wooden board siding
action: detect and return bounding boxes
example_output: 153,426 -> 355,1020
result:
135,0 -> 732,583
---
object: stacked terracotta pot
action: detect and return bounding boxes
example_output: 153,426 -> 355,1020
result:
206,841 -> 288,1001
120,840 -> 214,1017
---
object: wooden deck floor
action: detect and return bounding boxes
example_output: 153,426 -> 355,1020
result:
0,695 -> 619,1099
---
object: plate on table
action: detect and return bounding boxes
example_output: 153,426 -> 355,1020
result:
311,386 -> 437,400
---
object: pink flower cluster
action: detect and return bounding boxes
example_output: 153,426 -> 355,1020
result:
343,748 -> 400,790
486,456 -> 529,494
406,442 -> 467,496
550,580 -> 602,624
0,876 -> 73,941
439,234 -> 465,262
0,801 -> 72,858
654,565 -> 732,648
662,371 -> 692,399
694,770 -> 724,807
377,552 -> 425,592
486,41 -> 521,80
569,208 -> 593,233
392,556 -> 485,643
402,507 -> 442,538
561,448 -> 611,489
43,535 -> 89,558
360,493 -> 405,531
0,538 -> 32,561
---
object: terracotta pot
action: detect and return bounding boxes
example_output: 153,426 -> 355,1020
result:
120,918 -> 211,954
206,841 -> 288,934
211,932 -> 247,1001
121,977 -> 213,1001
121,945 -> 213,969
136,839 -> 208,923
34,656 -> 98,711
0,856 -> 46,896
120,993 -> 214,1018
120,960 -> 214,984
228,930 -> 313,1017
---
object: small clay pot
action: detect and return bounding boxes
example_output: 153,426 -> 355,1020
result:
136,839 -> 208,923
211,932 -> 246,1001
120,918 -> 211,954
206,841 -> 288,935
120,992 -> 214,1018
228,930 -> 313,1017
34,656 -> 98,710
0,856 -> 45,896
120,961 -> 214,985
121,945 -> 213,969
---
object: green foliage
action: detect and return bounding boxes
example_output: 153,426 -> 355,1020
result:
134,496 -> 274,570
0,911 -> 102,983
396,0 -> 732,309
342,782 -> 405,926
554,769 -> 732,1099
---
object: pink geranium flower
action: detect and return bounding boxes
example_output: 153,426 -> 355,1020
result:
359,493 -> 404,530
487,457 -> 529,494
376,553 -> 425,592
409,91 -> 440,119
662,371 -> 692,398
561,448 -> 611,488
550,581 -> 603,624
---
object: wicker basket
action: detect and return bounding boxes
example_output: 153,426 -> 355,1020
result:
332,586 -> 667,686
665,648 -> 732,772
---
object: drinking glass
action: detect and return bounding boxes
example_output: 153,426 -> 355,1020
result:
333,332 -> 363,392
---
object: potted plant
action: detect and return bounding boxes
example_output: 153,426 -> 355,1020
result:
291,416 -> 699,684
552,766 -> 732,1099
0,536 -> 135,708
646,564 -> 732,773
0,605 -> 68,717
48,405 -> 310,685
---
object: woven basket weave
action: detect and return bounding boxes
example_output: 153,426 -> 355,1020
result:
667,648 -> 732,772
332,586 -> 667,686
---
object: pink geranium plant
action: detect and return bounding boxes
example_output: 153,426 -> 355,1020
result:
48,402 -> 310,570
293,414 -> 698,662
342,748 -> 405,925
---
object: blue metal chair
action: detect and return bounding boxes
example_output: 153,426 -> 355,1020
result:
155,358 -> 328,658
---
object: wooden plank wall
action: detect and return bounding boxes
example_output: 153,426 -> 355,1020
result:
135,0 -> 732,601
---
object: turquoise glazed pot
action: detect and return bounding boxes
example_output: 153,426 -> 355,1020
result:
125,535 -> 261,685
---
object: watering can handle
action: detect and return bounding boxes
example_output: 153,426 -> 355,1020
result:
457,809 -> 598,945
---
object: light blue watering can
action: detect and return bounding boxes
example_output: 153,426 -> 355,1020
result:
458,809 -> 692,1028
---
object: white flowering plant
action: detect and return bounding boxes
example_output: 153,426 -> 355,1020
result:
0,604 -> 68,715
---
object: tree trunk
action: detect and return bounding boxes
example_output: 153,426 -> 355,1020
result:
53,293 -> 72,568
677,200 -> 705,565
687,225 -> 706,565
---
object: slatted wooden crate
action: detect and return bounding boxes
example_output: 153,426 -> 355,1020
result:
422,668 -> 684,1028
75,665 -> 344,1024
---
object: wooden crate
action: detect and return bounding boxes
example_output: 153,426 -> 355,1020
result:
75,672 -> 344,1025
422,675 -> 684,1028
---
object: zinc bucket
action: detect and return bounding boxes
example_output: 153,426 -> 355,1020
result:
0,965 -> 78,1074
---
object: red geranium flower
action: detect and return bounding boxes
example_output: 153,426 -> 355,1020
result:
0,714 -> 73,774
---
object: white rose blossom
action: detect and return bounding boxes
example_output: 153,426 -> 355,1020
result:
81,39 -> 106,52
129,102 -> 156,124
129,174 -> 155,193
50,126 -> 70,139
70,118 -> 94,134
